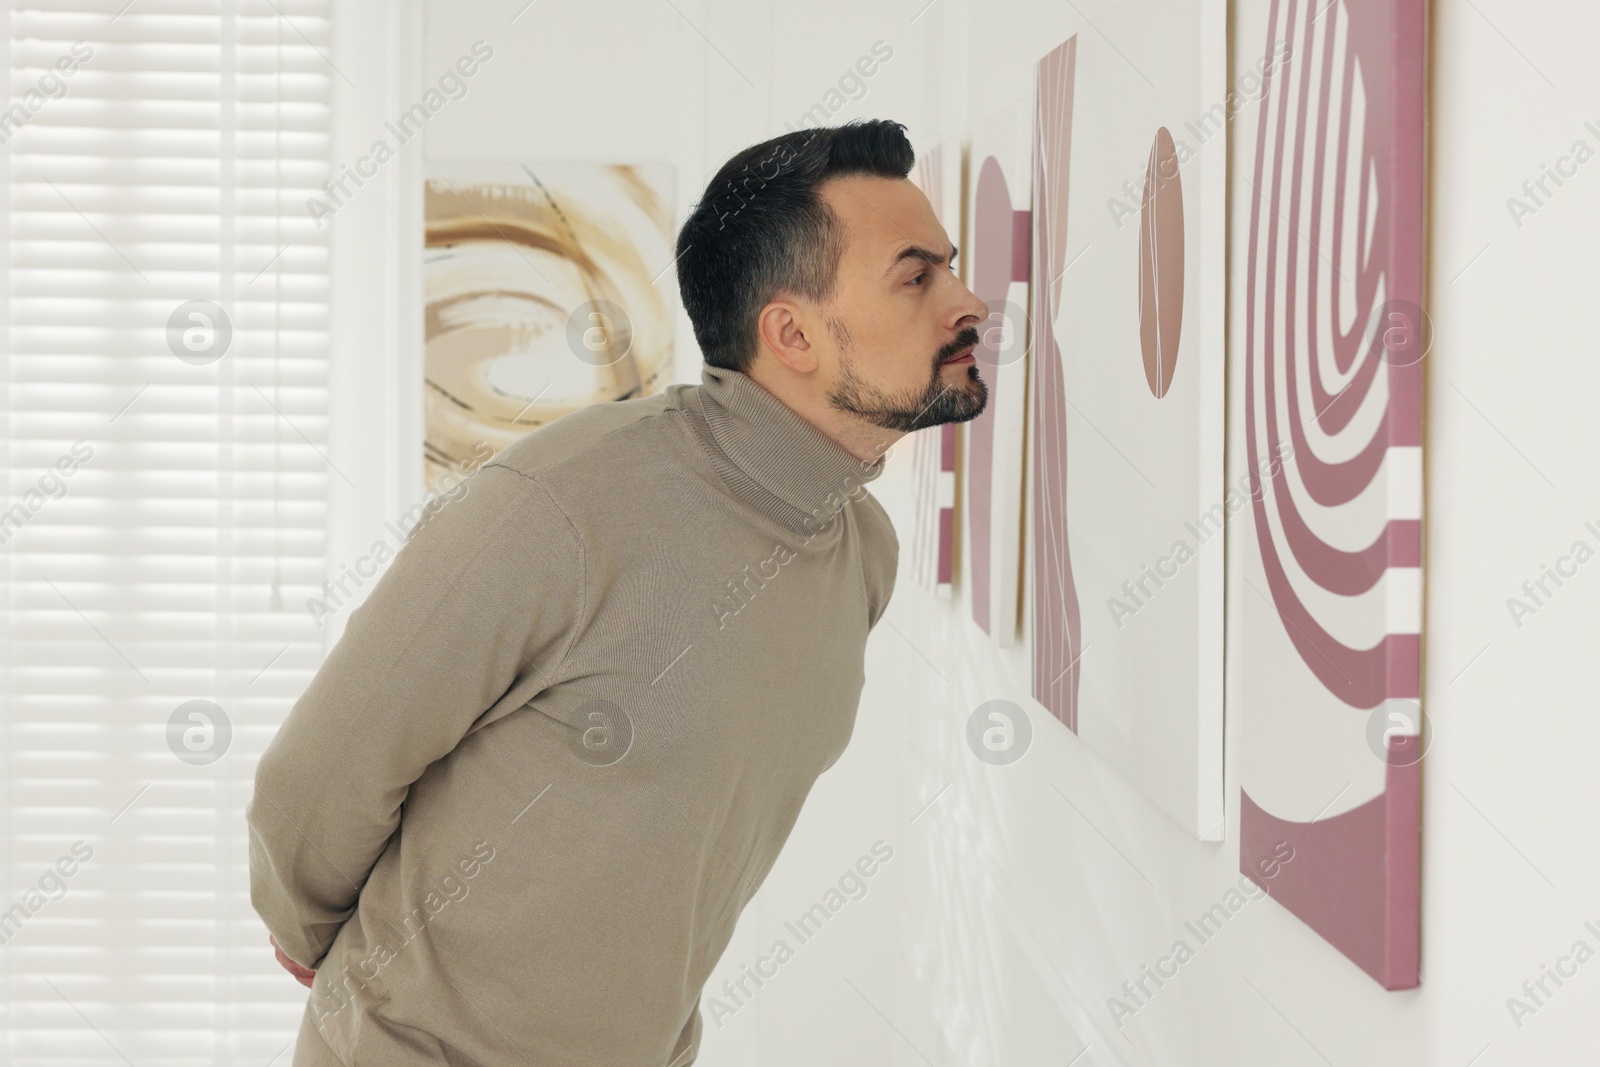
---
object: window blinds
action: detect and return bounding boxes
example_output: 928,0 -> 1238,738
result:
2,2 -> 331,1062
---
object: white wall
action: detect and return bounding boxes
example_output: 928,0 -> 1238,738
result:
418,1 -> 1600,1064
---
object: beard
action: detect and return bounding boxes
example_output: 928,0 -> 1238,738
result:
826,325 -> 988,434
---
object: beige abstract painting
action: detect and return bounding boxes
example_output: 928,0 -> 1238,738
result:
423,163 -> 676,492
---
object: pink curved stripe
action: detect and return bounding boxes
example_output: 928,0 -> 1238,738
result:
1277,512 -> 1418,597
1306,7 -> 1385,421
1270,0 -> 1386,510
1244,0 -> 1422,705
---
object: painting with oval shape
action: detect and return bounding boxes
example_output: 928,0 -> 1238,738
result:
1029,2 -> 1227,841
964,107 -> 1032,647
423,163 -> 676,493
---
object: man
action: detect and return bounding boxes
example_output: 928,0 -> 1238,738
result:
247,118 -> 989,1067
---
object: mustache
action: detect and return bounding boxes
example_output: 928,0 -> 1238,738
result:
936,326 -> 982,364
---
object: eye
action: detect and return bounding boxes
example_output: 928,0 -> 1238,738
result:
908,262 -> 955,287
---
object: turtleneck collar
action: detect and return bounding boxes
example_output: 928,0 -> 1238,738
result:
690,362 -> 887,540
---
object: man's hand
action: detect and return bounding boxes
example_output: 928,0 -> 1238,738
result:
271,934 -> 316,988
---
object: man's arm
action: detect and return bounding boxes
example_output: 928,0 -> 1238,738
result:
245,464 -> 585,969
861,493 -> 899,630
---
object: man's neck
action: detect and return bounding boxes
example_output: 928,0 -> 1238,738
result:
746,362 -> 907,467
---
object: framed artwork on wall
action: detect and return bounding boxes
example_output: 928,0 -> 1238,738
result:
1235,0 -> 1426,989
965,107 -> 1032,648
1030,0 -> 1229,841
422,163 -> 676,493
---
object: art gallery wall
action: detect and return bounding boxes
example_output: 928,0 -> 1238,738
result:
397,2 -> 1599,1065
871,3 -> 1594,1065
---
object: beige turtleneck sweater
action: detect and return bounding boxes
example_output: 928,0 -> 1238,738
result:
246,362 -> 900,1067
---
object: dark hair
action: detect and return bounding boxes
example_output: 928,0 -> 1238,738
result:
675,119 -> 915,373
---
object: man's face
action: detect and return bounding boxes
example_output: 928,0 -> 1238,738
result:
810,175 -> 990,434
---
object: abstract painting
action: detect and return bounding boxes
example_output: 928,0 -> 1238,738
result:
965,107 -> 1032,647
1236,0 -> 1425,989
423,163 -> 676,492
911,424 -> 959,596
1030,0 -> 1228,840
909,139 -> 963,598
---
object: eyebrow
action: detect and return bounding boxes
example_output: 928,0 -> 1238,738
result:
885,243 -> 958,277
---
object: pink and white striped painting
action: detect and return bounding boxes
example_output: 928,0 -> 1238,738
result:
1236,0 -> 1425,989
909,140 -> 962,597
965,108 -> 1031,648
1030,0 -> 1228,841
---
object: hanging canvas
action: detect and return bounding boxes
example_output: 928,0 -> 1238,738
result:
965,107 -> 1031,647
909,139 -> 964,598
423,163 -> 676,493
911,423 -> 958,596
1030,0 -> 1228,840
1236,0 -> 1426,989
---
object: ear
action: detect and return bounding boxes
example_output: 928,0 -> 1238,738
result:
755,299 -> 820,374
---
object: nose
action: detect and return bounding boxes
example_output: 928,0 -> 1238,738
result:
947,274 -> 988,329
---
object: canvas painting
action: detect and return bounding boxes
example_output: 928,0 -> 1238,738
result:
1030,0 -> 1228,841
1235,0 -> 1426,989
911,424 -> 959,596
965,107 -> 1032,647
909,139 -> 964,597
423,163 -> 676,492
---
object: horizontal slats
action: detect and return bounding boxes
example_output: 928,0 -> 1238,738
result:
5,1 -> 336,1058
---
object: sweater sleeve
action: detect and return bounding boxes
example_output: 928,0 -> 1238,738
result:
862,492 -> 899,630
245,464 -> 585,969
